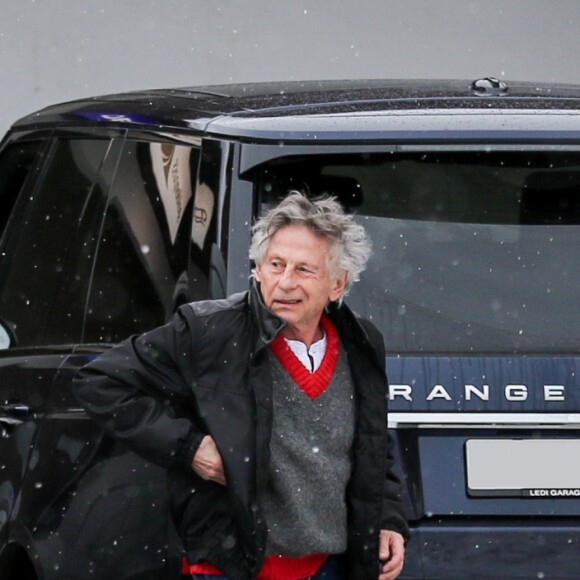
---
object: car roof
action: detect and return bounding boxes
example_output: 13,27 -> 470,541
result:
13,78 -> 580,141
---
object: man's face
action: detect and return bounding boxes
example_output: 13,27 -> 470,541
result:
255,224 -> 346,343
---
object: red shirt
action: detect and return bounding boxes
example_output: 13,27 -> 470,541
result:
183,553 -> 328,579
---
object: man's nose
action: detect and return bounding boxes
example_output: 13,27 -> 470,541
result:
278,267 -> 297,289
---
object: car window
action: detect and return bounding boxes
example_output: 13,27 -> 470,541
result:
0,140 -> 45,244
258,149 -> 580,354
83,141 -> 200,343
0,138 -> 113,348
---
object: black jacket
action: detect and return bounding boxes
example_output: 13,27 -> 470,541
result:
74,283 -> 409,580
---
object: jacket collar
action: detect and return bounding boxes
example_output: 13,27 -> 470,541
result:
248,279 -> 287,349
325,299 -> 374,352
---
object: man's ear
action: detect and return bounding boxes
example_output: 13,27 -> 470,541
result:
329,271 -> 348,302
254,265 -> 262,282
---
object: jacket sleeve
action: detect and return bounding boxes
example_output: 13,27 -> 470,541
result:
381,442 -> 411,542
360,319 -> 411,541
73,306 -> 205,471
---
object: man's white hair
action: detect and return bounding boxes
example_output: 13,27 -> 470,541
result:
249,191 -> 372,300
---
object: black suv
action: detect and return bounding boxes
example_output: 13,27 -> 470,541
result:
1,78 -> 579,579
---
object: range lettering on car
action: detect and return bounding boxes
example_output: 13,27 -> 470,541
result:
390,383 -> 566,403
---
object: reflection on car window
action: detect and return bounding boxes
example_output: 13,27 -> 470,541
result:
260,150 -> 580,354
83,141 -> 200,343
0,139 -> 111,347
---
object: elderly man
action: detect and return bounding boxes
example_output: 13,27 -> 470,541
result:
74,192 -> 409,580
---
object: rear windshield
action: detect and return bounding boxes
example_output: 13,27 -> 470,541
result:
257,150 -> 580,354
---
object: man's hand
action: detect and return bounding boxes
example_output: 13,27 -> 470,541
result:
192,435 -> 226,485
378,529 -> 405,580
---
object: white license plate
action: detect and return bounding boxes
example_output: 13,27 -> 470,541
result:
465,439 -> 580,498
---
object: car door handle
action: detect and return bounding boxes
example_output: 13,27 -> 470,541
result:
0,403 -> 31,415
0,403 -> 32,426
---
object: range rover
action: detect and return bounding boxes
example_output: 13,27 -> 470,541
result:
0,77 -> 579,579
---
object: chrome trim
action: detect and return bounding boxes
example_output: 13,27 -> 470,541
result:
43,409 -> 580,427
388,412 -> 580,429
399,144 -> 580,152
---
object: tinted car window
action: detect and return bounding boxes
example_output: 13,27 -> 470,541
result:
259,150 -> 580,354
0,141 -> 45,244
0,139 -> 112,348
83,141 -> 200,343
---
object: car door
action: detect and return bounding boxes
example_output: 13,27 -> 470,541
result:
0,135 -> 119,577
0,137 -> 52,547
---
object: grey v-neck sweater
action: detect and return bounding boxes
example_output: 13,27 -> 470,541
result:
263,348 -> 355,557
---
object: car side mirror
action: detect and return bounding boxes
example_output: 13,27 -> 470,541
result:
0,319 -> 16,350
